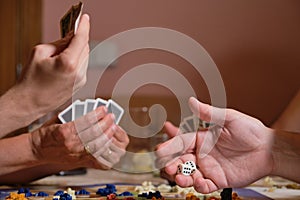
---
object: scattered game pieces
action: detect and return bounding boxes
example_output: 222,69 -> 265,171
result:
134,181 -> 156,193
96,184 -> 117,196
138,191 -> 163,199
117,191 -> 133,196
33,191 -> 49,197
185,192 -> 201,200
17,188 -> 32,197
3,183 -> 245,200
5,193 -> 27,200
57,193 -> 72,200
75,189 -> 90,196
157,184 -> 172,193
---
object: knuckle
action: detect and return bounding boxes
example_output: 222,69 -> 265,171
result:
56,55 -> 77,73
31,45 -> 45,58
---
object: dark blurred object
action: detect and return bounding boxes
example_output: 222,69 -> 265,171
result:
221,188 -> 232,200
56,168 -> 87,176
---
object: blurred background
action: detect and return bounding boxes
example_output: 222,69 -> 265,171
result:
0,0 -> 299,163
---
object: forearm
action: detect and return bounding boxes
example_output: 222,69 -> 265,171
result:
272,90 -> 300,132
271,129 -> 300,182
0,84 -> 45,138
0,133 -> 43,176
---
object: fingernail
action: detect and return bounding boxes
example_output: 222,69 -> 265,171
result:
83,14 -> 90,21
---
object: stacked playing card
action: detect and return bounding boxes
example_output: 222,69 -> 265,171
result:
177,161 -> 197,176
60,1 -> 83,38
58,98 -> 124,125
179,115 -> 213,133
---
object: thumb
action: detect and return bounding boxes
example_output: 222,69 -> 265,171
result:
163,121 -> 181,138
188,97 -> 226,127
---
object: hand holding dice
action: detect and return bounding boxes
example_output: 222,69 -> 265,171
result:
177,161 -> 197,176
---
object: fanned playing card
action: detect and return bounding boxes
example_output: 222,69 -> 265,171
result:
58,100 -> 80,123
73,100 -> 85,120
94,98 -> 108,109
106,99 -> 124,125
58,98 -> 124,125
83,99 -> 97,115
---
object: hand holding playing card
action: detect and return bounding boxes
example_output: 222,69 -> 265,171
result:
32,106 -> 129,169
58,98 -> 126,168
5,12 -> 90,136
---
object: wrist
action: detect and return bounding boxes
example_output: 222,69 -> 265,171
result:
270,129 -> 300,181
12,83 -> 47,120
0,85 -> 44,137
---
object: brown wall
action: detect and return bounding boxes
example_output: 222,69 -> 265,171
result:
43,0 -> 300,126
0,0 -> 41,95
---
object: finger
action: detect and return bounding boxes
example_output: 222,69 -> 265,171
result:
93,140 -> 125,168
111,126 -> 129,149
77,113 -> 115,144
163,121 -> 181,138
155,133 -> 196,158
193,176 -> 219,194
75,44 -> 90,87
162,153 -> 195,176
155,154 -> 181,170
62,14 -> 90,64
73,106 -> 107,133
49,33 -> 74,56
160,168 -> 176,182
188,97 -> 226,126
164,158 -> 183,175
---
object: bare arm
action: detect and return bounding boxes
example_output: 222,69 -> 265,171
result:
156,97 -> 300,193
0,14 -> 90,138
0,107 -> 129,184
272,89 -> 300,132
271,129 -> 300,182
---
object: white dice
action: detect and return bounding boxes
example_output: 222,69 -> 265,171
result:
177,161 -> 197,176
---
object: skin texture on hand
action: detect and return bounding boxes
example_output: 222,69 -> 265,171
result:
156,97 -> 275,194
0,14 -> 90,138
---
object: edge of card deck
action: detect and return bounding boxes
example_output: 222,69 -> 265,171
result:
94,98 -> 108,110
106,99 -> 124,125
73,100 -> 85,120
83,99 -> 97,115
58,100 -> 80,123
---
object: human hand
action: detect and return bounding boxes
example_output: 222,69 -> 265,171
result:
156,97 -> 274,193
15,14 -> 90,115
30,106 -> 129,169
